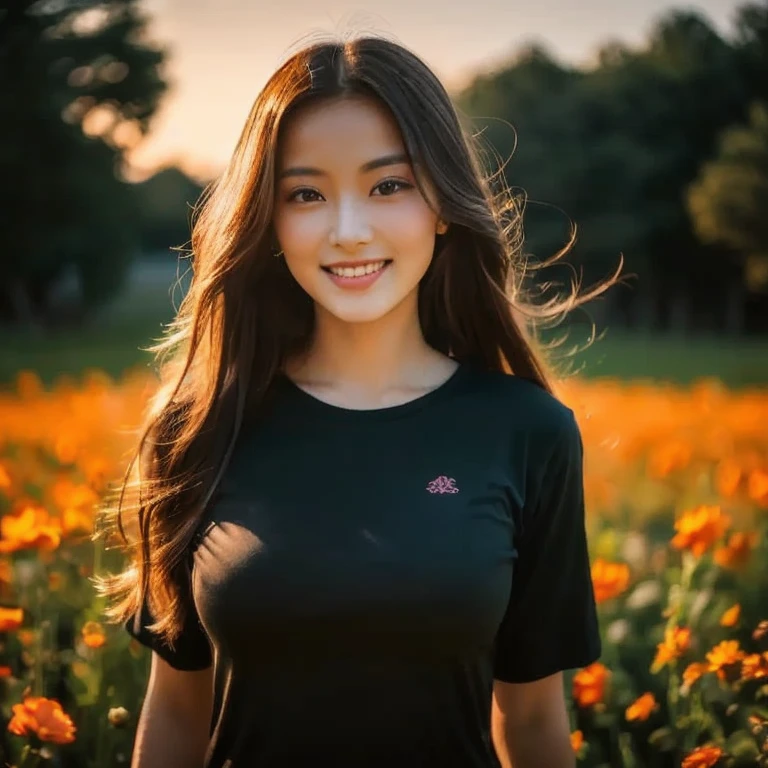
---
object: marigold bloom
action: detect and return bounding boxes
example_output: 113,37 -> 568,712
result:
569,730 -> 584,753
0,607 -> 23,632
682,662 -> 709,688
671,506 -> 731,557
741,652 -> 768,681
652,626 -> 691,671
81,621 -> 106,649
625,692 -> 656,721
591,559 -> 631,603
706,640 -> 745,680
0,504 -> 61,553
681,744 -> 723,768
719,604 -> 740,627
573,663 -> 609,708
714,531 -> 759,569
0,666 -> 12,677
7,697 -> 76,744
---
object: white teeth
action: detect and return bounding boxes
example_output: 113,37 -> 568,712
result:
328,261 -> 387,278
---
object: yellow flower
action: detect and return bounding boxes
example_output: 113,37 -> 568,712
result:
706,640 -> 745,681
652,626 -> 691,671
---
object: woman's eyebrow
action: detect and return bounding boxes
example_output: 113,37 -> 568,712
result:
278,152 -> 409,180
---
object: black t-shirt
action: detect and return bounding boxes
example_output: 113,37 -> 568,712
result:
127,364 -> 601,768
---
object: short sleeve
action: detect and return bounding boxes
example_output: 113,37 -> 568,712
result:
493,409 -> 601,683
125,586 -> 213,672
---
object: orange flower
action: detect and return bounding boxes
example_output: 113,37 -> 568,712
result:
81,621 -> 106,649
652,626 -> 691,671
0,607 -> 23,632
0,504 -> 61,554
683,662 -> 709,688
573,663 -> 610,708
748,468 -> 768,506
719,604 -> 741,627
741,652 -> 768,681
714,531 -> 759,569
671,506 -> 731,557
625,692 -> 657,721
0,666 -> 12,677
591,559 -> 630,603
570,730 -> 584,753
681,744 -> 723,768
7,696 -> 76,744
706,640 -> 745,681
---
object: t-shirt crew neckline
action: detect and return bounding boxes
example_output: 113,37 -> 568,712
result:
277,362 -> 471,422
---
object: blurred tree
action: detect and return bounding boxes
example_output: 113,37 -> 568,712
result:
134,166 -> 206,254
687,101 -> 768,294
733,1 -> 768,101
457,8 -> 758,332
0,0 -> 168,327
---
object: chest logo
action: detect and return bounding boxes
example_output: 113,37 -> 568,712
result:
426,475 -> 460,494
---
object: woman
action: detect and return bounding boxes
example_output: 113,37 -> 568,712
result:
101,33 -> 617,768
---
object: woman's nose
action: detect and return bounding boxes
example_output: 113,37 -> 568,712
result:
329,196 -> 373,250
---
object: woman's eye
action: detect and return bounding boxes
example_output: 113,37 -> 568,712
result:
287,188 -> 322,203
373,179 -> 412,197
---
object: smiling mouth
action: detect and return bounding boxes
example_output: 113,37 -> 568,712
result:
321,260 -> 392,278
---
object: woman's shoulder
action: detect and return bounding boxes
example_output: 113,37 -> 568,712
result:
462,367 -> 577,436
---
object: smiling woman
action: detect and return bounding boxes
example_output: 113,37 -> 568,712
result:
98,32 -> 619,768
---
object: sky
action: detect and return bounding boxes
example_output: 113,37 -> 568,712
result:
126,0 -> 745,180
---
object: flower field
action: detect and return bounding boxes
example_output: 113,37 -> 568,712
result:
0,368 -> 766,768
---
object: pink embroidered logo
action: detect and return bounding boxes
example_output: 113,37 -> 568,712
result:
426,475 -> 460,494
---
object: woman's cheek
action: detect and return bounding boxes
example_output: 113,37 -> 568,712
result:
277,209 -> 326,253
377,198 -> 436,241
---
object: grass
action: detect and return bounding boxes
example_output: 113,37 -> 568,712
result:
1,261 -> 766,389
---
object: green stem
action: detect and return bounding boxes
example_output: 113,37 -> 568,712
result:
18,745 -> 43,768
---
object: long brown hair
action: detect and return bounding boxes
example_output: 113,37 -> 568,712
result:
98,34 -> 621,646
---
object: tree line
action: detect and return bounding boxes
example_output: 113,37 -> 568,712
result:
456,3 -> 768,333
1,1 -> 767,333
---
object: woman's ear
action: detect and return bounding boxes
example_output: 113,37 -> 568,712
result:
436,220 -> 449,235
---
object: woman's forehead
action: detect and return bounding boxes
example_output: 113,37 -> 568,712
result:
277,97 -> 407,169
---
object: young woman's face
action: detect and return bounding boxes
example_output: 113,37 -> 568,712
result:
273,96 -> 444,325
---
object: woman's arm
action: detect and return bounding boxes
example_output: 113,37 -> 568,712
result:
131,652 -> 214,768
491,673 -> 574,768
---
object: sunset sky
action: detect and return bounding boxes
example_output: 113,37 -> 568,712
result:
128,0 -> 744,180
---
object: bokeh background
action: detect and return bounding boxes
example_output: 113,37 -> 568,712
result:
1,2 -> 768,768
2,0 -> 768,386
